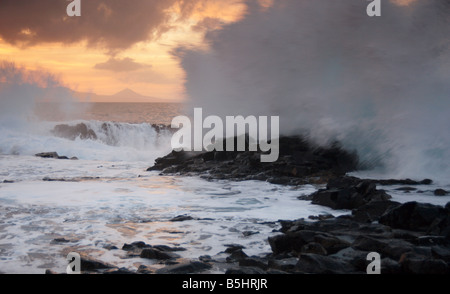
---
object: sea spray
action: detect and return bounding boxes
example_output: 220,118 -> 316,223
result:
176,0 -> 450,183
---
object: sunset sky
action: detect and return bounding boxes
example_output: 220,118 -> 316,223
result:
0,0 -> 415,102
0,0 -> 249,102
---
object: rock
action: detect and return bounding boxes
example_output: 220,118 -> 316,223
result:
45,269 -> 59,274
155,261 -> 212,274
122,241 -> 151,251
35,152 -> 59,159
431,246 -> 450,262
35,152 -> 75,160
400,254 -> 449,274
329,247 -> 370,272
238,257 -> 268,270
169,215 -> 194,222
103,244 -> 118,250
434,189 -> 448,196
225,267 -> 267,274
295,253 -> 354,274
352,200 -> 401,223
310,177 -> 391,210
80,256 -> 115,271
147,135 -> 359,185
395,187 -> 417,192
226,249 -> 249,262
380,258 -> 402,274
103,267 -> 136,274
242,231 -> 259,237
224,244 -> 246,253
301,242 -> 327,255
136,265 -> 154,274
152,245 -> 187,252
2,180 -> 14,184
51,238 -> 71,244
140,248 -> 180,260
352,235 -> 413,260
52,123 -> 97,141
267,257 -> 299,272
379,201 -> 448,233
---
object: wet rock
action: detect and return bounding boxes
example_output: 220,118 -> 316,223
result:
310,178 -> 392,210
155,261 -> 212,274
140,248 -> 180,260
122,241 -> 151,251
80,256 -> 115,271
379,201 -> 448,234
52,123 -> 97,141
103,267 -> 136,274
267,257 -> 299,272
242,231 -> 259,237
136,265 -> 154,274
295,253 -> 354,274
400,253 -> 449,274
51,238 -> 71,244
224,244 -> 246,253
169,215 -> 194,222
226,267 -> 267,274
352,200 -> 401,223
147,135 -> 359,185
35,152 -> 59,159
226,249 -> 249,262
352,235 -> 413,260
301,242 -> 327,255
238,257 -> 268,270
434,189 -> 448,196
431,246 -> 450,262
380,258 -> 402,274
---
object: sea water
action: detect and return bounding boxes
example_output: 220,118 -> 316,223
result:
0,103 -> 448,274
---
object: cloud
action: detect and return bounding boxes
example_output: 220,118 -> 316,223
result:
0,0 -> 187,50
94,57 -> 150,72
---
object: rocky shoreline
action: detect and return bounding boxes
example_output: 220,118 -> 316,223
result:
46,135 -> 450,274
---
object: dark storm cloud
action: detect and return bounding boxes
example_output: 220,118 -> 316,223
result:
0,0 -> 194,50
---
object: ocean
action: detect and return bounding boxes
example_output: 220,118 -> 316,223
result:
0,103 -> 449,274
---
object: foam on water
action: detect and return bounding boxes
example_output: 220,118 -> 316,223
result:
0,154 -> 345,273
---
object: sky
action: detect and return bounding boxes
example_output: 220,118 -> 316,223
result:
0,0 -> 416,102
0,0 -> 248,102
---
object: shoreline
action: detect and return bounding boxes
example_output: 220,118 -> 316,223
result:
39,135 -> 450,274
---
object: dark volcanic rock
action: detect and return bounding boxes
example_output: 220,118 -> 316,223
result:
140,248 -> 180,260
52,123 -> 97,141
434,189 -> 448,196
352,200 -> 401,223
80,256 -> 115,271
379,201 -> 449,234
155,261 -> 212,274
295,253 -> 354,274
310,177 -> 392,210
169,215 -> 194,222
147,135 -> 359,185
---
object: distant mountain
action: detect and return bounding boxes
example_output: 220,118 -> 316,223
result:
73,88 -> 166,103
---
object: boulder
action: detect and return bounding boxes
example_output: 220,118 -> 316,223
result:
155,261 -> 212,274
140,248 -> 180,260
379,201 -> 449,233
295,253 -> 354,274
310,178 -> 391,210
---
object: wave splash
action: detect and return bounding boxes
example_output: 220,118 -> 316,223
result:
0,120 -> 172,162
